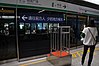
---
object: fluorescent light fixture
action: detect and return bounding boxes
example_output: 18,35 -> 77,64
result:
83,0 -> 99,5
38,10 -> 45,13
2,16 -> 15,19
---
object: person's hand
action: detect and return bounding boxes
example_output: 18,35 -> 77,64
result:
80,32 -> 85,38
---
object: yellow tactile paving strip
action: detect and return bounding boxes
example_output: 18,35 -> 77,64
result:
19,47 -> 99,66
71,47 -> 99,58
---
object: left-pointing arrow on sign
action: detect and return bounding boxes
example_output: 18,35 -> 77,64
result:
22,15 -> 28,21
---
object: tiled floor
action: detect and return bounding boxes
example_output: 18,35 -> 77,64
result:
0,44 -> 99,66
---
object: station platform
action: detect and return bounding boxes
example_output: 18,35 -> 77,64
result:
0,44 -> 99,66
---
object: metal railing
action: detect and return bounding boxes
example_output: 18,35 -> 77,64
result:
50,26 -> 71,55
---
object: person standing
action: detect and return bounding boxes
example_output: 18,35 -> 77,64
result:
81,20 -> 98,66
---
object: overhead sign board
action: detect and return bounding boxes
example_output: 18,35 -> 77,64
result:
17,0 -> 67,10
0,0 -> 99,15
19,13 -> 64,23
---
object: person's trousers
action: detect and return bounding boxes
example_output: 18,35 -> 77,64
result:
81,45 -> 95,66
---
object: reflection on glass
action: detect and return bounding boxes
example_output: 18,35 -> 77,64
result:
37,23 -> 42,30
49,23 -> 53,33
9,22 -> 14,35
9,22 -> 14,29
53,23 -> 59,27
36,23 -> 43,33
43,23 -> 48,30
25,23 -> 30,34
31,23 -> 36,34
43,23 -> 48,33
4,23 -> 9,35
78,19 -> 86,31
19,22 -> 24,34
0,23 -> 3,34
19,23 -> 24,29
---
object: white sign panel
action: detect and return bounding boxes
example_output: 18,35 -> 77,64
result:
0,0 -> 99,15
0,0 -> 16,4
17,0 -> 67,10
66,3 -> 99,15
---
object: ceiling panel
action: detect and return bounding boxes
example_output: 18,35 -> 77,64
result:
58,0 -> 99,10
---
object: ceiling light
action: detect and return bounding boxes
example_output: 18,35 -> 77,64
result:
83,0 -> 99,5
2,8 -> 4,10
38,10 -> 45,13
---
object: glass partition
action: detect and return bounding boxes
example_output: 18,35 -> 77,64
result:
0,7 -> 16,61
77,15 -> 87,46
67,14 -> 77,47
17,8 -> 65,59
